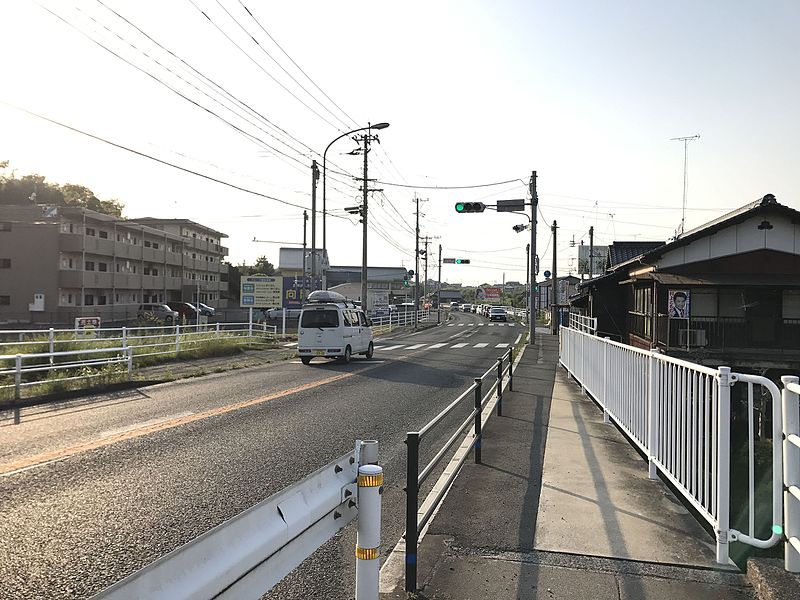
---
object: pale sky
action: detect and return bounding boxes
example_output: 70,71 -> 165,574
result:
2,0 -> 798,286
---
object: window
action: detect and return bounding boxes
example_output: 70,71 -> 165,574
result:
152,242 -> 160,250
98,262 -> 108,272
720,290 -> 745,318
85,261 -> 95,271
0,295 -> 10,305
131,265 -> 137,274
116,263 -> 121,272
0,223 -> 11,232
84,294 -> 95,306
0,258 -> 10,268
68,258 -> 74,269
143,267 -> 151,275
98,295 -> 107,305
144,240 -> 152,248
115,294 -> 120,303
99,230 -> 108,239
300,309 -> 339,328
783,290 -> 800,319
692,290 -> 717,316
86,227 -> 96,236
152,268 -> 158,276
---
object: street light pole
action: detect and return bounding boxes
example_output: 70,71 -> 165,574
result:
361,130 -> 370,310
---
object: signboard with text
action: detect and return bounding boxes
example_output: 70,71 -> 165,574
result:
240,276 -> 283,308
477,286 -> 502,301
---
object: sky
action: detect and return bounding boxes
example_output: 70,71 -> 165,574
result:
1,0 -> 799,286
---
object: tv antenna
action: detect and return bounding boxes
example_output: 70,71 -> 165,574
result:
671,134 -> 700,235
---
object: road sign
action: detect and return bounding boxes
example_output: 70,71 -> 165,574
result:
454,202 -> 486,213
497,199 -> 526,212
481,286 -> 502,300
544,270 -> 551,278
443,258 -> 456,264
240,276 -> 283,308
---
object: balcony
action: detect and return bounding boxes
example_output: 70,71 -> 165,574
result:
58,232 -> 83,253
654,314 -> 800,352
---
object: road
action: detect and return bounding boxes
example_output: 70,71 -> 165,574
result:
0,310 -> 522,599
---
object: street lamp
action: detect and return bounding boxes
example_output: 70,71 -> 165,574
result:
321,122 -> 389,309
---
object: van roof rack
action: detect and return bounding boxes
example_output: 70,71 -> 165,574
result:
305,290 -> 359,308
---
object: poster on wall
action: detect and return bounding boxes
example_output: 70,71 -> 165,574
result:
668,289 -> 690,319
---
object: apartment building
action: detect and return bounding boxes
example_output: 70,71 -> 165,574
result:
0,206 -> 228,326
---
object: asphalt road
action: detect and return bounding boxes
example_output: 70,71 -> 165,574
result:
0,310 -> 523,600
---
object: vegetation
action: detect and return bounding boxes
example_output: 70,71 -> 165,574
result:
226,256 -> 277,302
0,161 -> 124,216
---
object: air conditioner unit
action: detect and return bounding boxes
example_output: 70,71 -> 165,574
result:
678,329 -> 708,347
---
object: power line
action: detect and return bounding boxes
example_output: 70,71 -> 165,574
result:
376,177 -> 525,190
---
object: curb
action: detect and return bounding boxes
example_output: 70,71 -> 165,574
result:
747,558 -> 800,600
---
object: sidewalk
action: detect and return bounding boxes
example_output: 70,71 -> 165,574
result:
382,333 -> 754,599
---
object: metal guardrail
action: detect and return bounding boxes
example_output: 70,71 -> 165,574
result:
569,312 -> 597,333
782,377 -> 800,572
370,310 -> 432,334
559,325 -> 790,567
403,348 -> 513,592
92,440 -> 384,599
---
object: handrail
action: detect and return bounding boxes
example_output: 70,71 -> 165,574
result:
417,384 -> 476,439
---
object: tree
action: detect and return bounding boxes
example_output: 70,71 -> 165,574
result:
0,162 -> 124,216
250,256 -> 275,276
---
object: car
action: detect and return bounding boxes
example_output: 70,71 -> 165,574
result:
462,303 -> 473,313
197,302 -> 216,317
167,301 -> 200,323
297,290 -> 374,365
450,302 -> 460,311
489,306 -> 508,321
264,307 -> 302,320
137,303 -> 179,324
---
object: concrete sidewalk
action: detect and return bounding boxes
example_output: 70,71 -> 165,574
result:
382,333 -> 753,599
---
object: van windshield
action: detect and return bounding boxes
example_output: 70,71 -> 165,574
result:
301,309 -> 339,328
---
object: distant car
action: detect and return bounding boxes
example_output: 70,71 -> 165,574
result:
167,301 -> 199,322
264,307 -> 302,320
197,302 -> 216,317
489,306 -> 507,321
462,303 -> 473,313
138,303 -> 179,324
450,302 -> 460,311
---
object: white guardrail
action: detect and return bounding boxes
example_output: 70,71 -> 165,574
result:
370,309 -> 432,334
559,325 -> 796,569
92,440 -> 383,600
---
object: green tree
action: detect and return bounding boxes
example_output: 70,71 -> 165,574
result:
249,256 -> 276,276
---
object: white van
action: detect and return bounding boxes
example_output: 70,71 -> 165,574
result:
297,290 -> 374,365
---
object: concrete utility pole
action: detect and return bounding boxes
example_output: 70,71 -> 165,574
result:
529,171 -> 538,347
302,210 -> 308,302
588,225 -> 594,279
437,243 -> 442,325
311,160 -> 319,291
423,237 -> 431,300
526,242 -> 530,325
414,194 -> 420,328
551,220 -> 558,335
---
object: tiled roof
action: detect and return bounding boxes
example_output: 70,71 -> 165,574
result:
607,241 -> 665,266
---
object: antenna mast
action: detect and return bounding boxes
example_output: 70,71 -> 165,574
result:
670,134 -> 700,235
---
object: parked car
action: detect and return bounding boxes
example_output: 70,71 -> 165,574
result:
264,307 -> 302,320
167,301 -> 200,323
489,306 -> 508,321
197,302 -> 216,317
137,303 -> 179,324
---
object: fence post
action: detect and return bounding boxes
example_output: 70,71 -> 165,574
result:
716,366 -> 732,565
13,354 -> 22,425
127,346 -> 133,379
647,352 -> 658,479
404,432 -> 419,593
282,309 -> 287,337
603,338 -> 610,423
175,324 -> 181,354
355,463 -> 383,599
496,357 -> 503,416
508,349 -> 514,391
215,322 -> 220,338
48,328 -> 55,366
474,378 -> 482,464
122,326 -> 127,349
782,375 -> 800,572
248,307 -> 254,339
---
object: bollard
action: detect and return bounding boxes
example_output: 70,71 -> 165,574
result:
404,432 -> 419,593
355,463 -> 383,600
49,328 -> 55,366
282,309 -> 287,337
14,354 -> 22,425
474,377 -> 482,464
508,350 -> 514,391
497,357 -> 504,416
215,322 -> 220,337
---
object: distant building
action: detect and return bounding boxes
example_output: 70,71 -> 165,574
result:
0,206 -> 228,326
326,265 -> 411,304
574,194 -> 800,372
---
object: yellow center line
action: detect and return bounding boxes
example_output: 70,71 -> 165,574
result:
0,371 -> 354,476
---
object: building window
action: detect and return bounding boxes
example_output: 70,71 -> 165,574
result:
84,294 -> 94,306
0,295 -> 9,305
116,263 -> 121,273
0,258 -> 10,268
115,294 -> 120,303
152,242 -> 160,250
0,223 -> 11,232
152,268 -> 159,276
144,240 -> 152,248
143,266 -> 151,275
99,230 -> 108,239
98,295 -> 107,305
85,261 -> 95,271
98,262 -> 108,272
131,265 -> 137,274
86,227 -> 96,236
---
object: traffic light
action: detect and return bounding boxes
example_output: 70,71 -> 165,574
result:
455,258 -> 471,264
454,202 -> 486,213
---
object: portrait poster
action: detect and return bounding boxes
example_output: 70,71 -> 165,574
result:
668,289 -> 690,319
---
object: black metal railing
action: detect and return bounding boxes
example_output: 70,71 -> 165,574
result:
404,348 -> 513,592
656,315 -> 800,351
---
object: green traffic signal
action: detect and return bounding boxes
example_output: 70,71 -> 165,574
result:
456,258 -> 462,264
455,202 -> 465,212
454,202 -> 485,213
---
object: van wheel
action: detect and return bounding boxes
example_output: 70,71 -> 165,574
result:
301,357 -> 311,365
365,342 -> 374,359
342,346 -> 351,363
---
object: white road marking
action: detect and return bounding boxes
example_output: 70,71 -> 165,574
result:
478,323 -> 485,327
457,324 -> 465,327
405,344 -> 426,350
514,334 -> 522,345
495,343 -> 509,348
283,342 -> 298,347
488,323 -> 495,327
507,323 -> 515,327
473,343 -> 488,348
447,324 -> 455,327
381,345 -> 406,351
429,343 -> 447,349
100,411 -> 195,438
451,343 -> 468,348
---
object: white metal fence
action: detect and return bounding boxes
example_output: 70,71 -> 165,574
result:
559,325 -> 791,568
569,313 -> 597,333
782,376 -> 800,571
370,309 -> 432,334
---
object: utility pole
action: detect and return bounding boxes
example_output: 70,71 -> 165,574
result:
551,220 -> 558,335
352,128 -> 382,310
311,160 -> 319,291
529,171 -> 538,347
422,236 -> 432,300
437,243 -> 442,325
302,210 -> 308,302
526,242 -> 530,325
414,194 -> 420,328
588,226 -> 594,279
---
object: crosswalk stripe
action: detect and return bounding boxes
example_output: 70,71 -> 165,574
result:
447,324 -> 455,327
495,343 -> 509,348
406,343 -> 426,350
474,343 -> 488,348
381,345 -> 405,351
458,324 -> 465,327
452,343 -> 468,348
488,323 -> 495,327
508,323 -> 515,327
429,343 -> 447,349
478,323 -> 485,327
